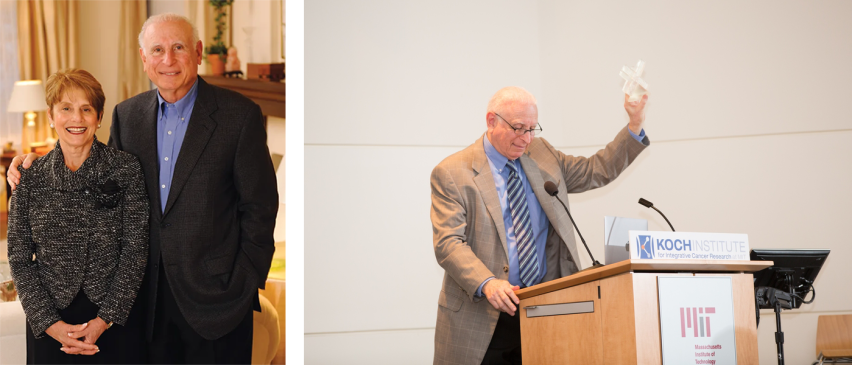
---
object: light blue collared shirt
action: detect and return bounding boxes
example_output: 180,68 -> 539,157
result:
477,135 -> 549,294
156,79 -> 199,212
476,128 -> 646,296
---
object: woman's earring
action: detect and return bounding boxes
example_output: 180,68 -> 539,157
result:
98,124 -> 101,128
49,124 -> 54,128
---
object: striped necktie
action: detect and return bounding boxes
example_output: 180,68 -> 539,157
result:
505,161 -> 539,287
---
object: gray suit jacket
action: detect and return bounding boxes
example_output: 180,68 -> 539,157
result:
431,126 -> 648,364
109,77 -> 278,340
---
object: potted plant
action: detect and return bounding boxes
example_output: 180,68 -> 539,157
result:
205,0 -> 234,76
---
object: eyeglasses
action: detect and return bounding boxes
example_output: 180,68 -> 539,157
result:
494,113 -> 542,137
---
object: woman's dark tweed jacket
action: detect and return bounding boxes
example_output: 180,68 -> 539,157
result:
8,137 -> 149,338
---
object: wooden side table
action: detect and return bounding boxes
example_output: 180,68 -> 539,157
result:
1,151 -> 16,203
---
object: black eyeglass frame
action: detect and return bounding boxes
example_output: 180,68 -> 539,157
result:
493,112 -> 543,137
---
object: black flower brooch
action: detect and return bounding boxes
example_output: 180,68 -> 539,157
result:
92,178 -> 123,209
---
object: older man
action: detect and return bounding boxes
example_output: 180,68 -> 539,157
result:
9,13 -> 278,363
430,87 -> 648,364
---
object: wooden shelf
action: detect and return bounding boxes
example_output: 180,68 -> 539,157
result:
202,75 -> 285,119
516,259 -> 774,299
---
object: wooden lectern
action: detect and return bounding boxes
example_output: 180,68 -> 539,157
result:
515,259 -> 773,364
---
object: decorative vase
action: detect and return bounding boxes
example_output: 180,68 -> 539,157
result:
207,54 -> 226,76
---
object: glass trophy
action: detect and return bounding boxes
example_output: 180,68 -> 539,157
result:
620,60 -> 649,102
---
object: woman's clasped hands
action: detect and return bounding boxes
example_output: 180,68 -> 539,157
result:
44,317 -> 109,355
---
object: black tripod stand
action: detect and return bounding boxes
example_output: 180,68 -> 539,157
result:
751,249 -> 828,365
756,271 -> 796,365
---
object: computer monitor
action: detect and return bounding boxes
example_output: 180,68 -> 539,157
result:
750,248 -> 830,309
603,216 -> 647,265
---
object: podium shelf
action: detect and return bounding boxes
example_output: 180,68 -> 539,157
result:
516,259 -> 773,300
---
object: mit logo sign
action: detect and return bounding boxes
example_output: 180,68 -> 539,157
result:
679,307 -> 715,337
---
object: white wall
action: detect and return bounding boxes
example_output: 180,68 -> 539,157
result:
269,116 -> 286,245
305,1 -> 852,364
305,1 -> 542,362
232,0 -> 286,72
149,0 -> 187,18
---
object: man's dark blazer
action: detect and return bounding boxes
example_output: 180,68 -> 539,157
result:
108,76 -> 278,340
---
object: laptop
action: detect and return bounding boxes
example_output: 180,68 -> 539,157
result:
604,216 -> 648,265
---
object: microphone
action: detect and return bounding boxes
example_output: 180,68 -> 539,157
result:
544,181 -> 602,268
638,198 -> 675,231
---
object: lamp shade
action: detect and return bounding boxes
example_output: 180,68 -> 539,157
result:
7,80 -> 47,113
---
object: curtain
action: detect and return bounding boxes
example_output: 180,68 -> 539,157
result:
17,0 -> 78,151
118,0 -> 148,100
1,1 -> 23,153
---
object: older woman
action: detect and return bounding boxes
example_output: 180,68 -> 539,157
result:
8,69 -> 148,364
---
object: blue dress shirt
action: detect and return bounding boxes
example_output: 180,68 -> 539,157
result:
476,128 -> 646,296
156,79 -> 199,212
480,136 -> 548,291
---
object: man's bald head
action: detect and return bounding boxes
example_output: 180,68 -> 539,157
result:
486,86 -> 538,115
485,87 -> 539,160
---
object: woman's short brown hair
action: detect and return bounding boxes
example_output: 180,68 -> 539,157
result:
45,69 -> 105,119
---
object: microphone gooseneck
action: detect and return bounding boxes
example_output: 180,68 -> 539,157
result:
543,181 -> 602,267
637,198 -> 676,231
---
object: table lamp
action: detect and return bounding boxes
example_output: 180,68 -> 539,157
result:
7,80 -> 47,152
